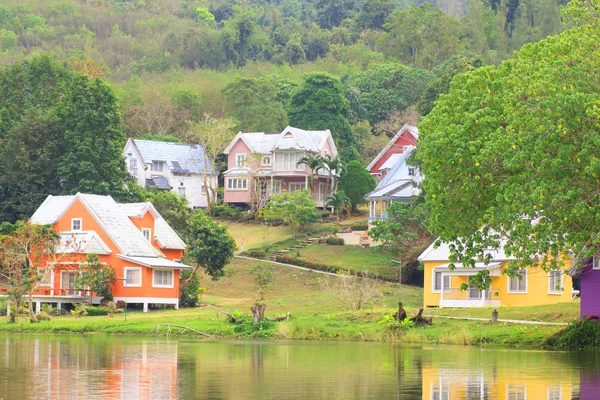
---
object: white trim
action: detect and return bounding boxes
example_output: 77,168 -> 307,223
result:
141,228 -> 152,242
152,269 -> 174,288
547,384 -> 562,400
124,267 -> 142,288
548,270 -> 563,295
71,218 -> 82,231
432,270 -> 451,293
226,177 -> 248,191
366,124 -> 418,171
60,270 -> 79,296
593,256 -> 600,270
507,269 -> 528,294
235,153 -> 247,167
113,296 -> 179,308
506,383 -> 527,400
261,155 -> 272,166
223,133 -> 253,154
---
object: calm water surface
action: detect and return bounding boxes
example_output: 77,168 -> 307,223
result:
0,335 -> 598,399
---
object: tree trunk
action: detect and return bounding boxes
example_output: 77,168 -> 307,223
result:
251,302 -> 266,324
28,291 -> 37,323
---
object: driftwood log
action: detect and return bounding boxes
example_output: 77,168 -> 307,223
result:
154,324 -> 216,338
206,304 -> 238,323
410,308 -> 432,326
269,312 -> 290,322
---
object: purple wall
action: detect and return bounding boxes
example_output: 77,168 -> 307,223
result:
580,267 -> 600,318
581,371 -> 600,400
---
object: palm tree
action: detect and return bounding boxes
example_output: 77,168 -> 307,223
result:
296,154 -> 324,191
322,154 -> 345,194
326,191 -> 351,222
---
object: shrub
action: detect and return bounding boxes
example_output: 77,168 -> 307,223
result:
320,210 -> 331,219
545,320 -> 600,350
0,299 -> 7,316
325,237 -> 344,245
351,223 -> 368,231
116,300 -> 126,309
37,311 -> 52,321
242,248 -> 266,258
86,306 -> 109,316
212,202 -> 243,220
180,269 -> 200,308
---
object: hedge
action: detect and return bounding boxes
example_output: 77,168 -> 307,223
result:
351,223 -> 368,231
86,306 -> 109,316
325,237 -> 344,245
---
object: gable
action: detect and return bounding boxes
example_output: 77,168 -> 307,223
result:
367,125 -> 419,173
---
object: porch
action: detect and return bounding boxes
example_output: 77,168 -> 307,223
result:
0,287 -> 101,316
435,262 -> 503,308
440,287 -> 501,308
257,174 -> 331,209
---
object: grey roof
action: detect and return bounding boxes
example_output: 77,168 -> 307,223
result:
130,139 -> 211,174
117,255 -> 193,269
365,147 -> 420,201
418,238 -> 515,262
146,176 -> 172,190
379,154 -> 402,171
223,126 -> 335,155
31,194 -> 159,257
118,202 -> 187,250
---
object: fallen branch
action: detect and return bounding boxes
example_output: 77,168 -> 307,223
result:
269,312 -> 290,322
154,324 -> 216,338
410,308 -> 432,326
206,304 -> 238,322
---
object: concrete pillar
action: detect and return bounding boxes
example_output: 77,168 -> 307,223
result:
143,302 -> 148,313
175,301 -> 179,310
35,301 -> 41,315
57,302 -> 62,316
6,304 -> 10,317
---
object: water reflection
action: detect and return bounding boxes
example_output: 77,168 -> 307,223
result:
0,335 -> 597,399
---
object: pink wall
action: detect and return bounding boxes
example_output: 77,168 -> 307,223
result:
227,139 -> 252,169
369,132 -> 417,174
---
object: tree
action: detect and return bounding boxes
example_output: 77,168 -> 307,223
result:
322,154 -> 345,193
144,190 -> 193,242
249,262 -> 274,323
0,223 -> 62,323
288,73 -> 359,161
73,253 -> 116,303
184,115 -> 236,215
296,154 -> 325,191
180,269 -> 201,307
338,160 -> 376,212
326,191 -> 351,221
260,190 -> 320,235
187,212 -> 236,280
320,270 -> 378,310
417,22 -> 600,288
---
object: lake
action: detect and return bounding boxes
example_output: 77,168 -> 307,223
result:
0,335 -> 597,399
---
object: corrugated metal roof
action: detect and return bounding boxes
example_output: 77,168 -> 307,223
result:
56,231 -> 112,255
224,126 -> 333,155
379,154 -> 402,171
29,195 -> 76,225
117,255 -> 192,269
419,239 -> 515,262
132,139 -> 211,174
119,202 -> 186,250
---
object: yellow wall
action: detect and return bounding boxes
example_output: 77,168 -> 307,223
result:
423,261 -> 573,308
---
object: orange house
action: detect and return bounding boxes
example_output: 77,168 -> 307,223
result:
27,193 -> 192,312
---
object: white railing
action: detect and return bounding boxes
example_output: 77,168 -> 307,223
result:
442,288 -> 499,301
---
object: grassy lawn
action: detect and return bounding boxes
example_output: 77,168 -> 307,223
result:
296,244 -> 399,281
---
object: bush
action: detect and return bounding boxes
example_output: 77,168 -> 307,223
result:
545,320 -> 600,350
351,223 -> 368,231
276,255 -> 342,274
180,269 -> 200,308
241,248 -> 266,258
86,306 -> 109,316
212,202 -> 243,220
116,300 -> 126,309
37,311 -> 52,321
0,299 -> 7,316
325,237 -> 344,245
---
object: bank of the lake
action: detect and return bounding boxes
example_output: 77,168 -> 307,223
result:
0,257 -> 586,349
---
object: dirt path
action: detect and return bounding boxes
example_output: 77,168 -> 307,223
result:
424,314 -> 568,326
234,255 -> 338,276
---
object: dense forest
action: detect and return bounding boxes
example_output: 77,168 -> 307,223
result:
0,0 -> 574,222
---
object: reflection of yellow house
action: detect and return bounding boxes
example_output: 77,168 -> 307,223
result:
419,240 -> 573,308
422,347 -> 577,400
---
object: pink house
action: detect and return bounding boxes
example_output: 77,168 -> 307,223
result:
222,126 -> 338,208
367,124 -> 418,179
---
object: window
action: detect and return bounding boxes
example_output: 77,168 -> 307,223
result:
39,267 -> 52,287
200,186 -> 207,195
71,218 -> 82,231
506,384 -> 527,400
548,270 -> 563,294
261,155 -> 271,166
153,269 -> 174,287
236,154 -> 247,167
288,183 -> 306,192
547,385 -> 562,400
227,178 -> 248,190
178,187 -> 186,197
431,377 -> 450,400
408,167 -> 416,176
433,271 -> 450,292
142,228 -> 152,242
151,161 -> 164,172
508,270 -> 527,293
274,152 -> 305,171
594,256 -> 600,270
124,267 -> 142,287
129,158 -> 137,175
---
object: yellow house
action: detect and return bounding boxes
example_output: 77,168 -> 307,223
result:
419,240 -> 573,308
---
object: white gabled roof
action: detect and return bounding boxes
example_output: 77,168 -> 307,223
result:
30,195 -> 76,225
365,147 -> 420,201
379,154 -> 402,171
367,124 -> 419,172
418,239 -> 515,262
117,255 -> 193,270
56,231 -> 112,255
223,126 -> 336,156
118,202 -> 186,250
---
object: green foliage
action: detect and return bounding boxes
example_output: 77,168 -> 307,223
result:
379,313 -> 415,330
85,306 -> 109,316
369,201 -> 430,255
260,190 -> 320,233
70,303 -> 88,318
418,24 -> 600,278
188,212 -> 236,279
288,73 -> 358,161
249,262 -> 274,300
143,190 -> 193,241
351,223 -> 368,231
545,320 -> 600,350
0,29 -> 17,50
180,269 -> 201,308
338,161 -> 375,212
73,254 -> 117,301
326,190 -> 351,221
195,8 -> 216,23
325,237 -> 345,245
211,202 -> 244,221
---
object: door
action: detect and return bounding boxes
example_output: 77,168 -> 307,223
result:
272,180 -> 282,194
259,181 -> 269,199
61,271 -> 78,296
319,182 -> 327,204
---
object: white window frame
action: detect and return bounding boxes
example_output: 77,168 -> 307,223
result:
200,185 -> 207,195
593,256 -> 600,270
432,271 -> 450,293
227,178 -> 248,191
261,155 -> 271,166
152,269 -> 174,288
38,267 -> 52,287
288,183 -> 306,192
547,385 -> 562,400
506,383 -> 527,400
274,151 -> 305,171
124,267 -> 142,288
236,153 -> 247,167
178,186 -> 186,197
408,166 -> 416,177
507,269 -> 528,294
548,270 -> 563,294
142,228 -> 152,242
151,161 -> 164,172
129,158 -> 137,175
71,218 -> 82,231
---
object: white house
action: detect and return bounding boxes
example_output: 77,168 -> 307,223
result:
364,146 -> 422,223
123,139 -> 217,208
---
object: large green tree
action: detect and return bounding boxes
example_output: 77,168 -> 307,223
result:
288,73 -> 359,161
338,160 -> 375,212
417,22 -> 600,284
260,190 -> 320,234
